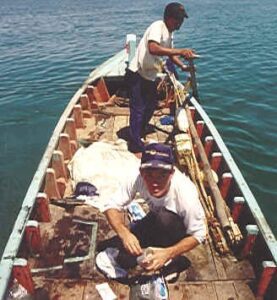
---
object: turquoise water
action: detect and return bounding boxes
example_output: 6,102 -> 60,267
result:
0,0 -> 276,256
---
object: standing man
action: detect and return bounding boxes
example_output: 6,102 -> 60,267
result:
126,2 -> 197,153
102,143 -> 206,274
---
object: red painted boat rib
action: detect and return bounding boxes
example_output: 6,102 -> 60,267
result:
12,259 -> 35,294
210,152 -> 222,173
256,261 -> 276,298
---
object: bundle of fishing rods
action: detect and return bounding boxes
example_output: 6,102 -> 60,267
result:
162,59 -> 243,255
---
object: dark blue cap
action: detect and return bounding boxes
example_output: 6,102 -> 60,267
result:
164,2 -> 188,20
74,182 -> 98,197
141,143 -> 174,170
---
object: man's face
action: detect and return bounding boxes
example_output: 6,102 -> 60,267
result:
140,167 -> 174,198
173,17 -> 184,31
166,16 -> 184,32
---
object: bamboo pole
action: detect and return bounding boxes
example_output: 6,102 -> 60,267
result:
167,68 -> 242,248
185,107 -> 232,230
182,136 -> 230,254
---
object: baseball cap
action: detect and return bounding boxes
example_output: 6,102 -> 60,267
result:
164,2 -> 189,20
141,143 -> 174,170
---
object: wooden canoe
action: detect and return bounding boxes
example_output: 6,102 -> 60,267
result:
0,35 -> 276,300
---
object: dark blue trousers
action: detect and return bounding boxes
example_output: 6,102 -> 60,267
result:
117,208 -> 187,269
97,208 -> 187,270
127,70 -> 158,152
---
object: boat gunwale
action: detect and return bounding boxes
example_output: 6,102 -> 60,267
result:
190,96 -> 277,264
0,49 -> 128,300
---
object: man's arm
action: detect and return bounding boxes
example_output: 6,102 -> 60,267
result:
169,55 -> 195,72
148,41 -> 196,60
105,208 -> 143,256
167,235 -> 199,258
144,236 -> 199,272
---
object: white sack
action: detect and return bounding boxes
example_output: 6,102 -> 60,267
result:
68,140 -> 140,210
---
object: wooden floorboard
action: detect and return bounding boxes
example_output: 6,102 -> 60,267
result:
183,242 -> 219,281
113,115 -> 128,141
169,282 -> 217,300
48,280 -> 86,300
99,115 -> 115,141
214,281 -> 238,300
207,238 -> 228,280
95,106 -> 130,116
233,281 -> 256,300
110,282 -> 129,300
77,116 -> 97,141
169,281 -> 255,300
83,282 -> 103,300
183,283 -> 217,300
33,279 -> 256,300
221,255 -> 255,280
31,204 -> 66,269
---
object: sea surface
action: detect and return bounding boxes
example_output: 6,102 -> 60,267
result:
0,0 -> 276,256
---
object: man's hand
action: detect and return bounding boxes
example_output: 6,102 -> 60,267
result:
120,230 -> 143,256
181,64 -> 196,73
180,48 -> 197,59
140,236 -> 200,272
141,247 -> 171,272
105,208 -> 143,256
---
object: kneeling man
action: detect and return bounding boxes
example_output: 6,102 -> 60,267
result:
102,143 -> 206,273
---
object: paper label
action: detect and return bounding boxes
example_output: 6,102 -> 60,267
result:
95,283 -> 117,300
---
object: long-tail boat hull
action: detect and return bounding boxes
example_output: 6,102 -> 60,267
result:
0,36 -> 276,300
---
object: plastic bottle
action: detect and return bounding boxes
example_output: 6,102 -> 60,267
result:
132,248 -> 168,300
129,275 -> 168,300
136,248 -> 154,266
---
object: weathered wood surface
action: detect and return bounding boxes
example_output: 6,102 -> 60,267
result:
113,115 -> 129,141
49,280 -> 86,299
168,281 -> 255,300
93,106 -> 131,116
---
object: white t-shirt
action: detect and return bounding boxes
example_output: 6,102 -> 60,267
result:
129,20 -> 173,81
103,168 -> 206,243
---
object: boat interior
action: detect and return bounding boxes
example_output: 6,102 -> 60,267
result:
5,75 -> 277,300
